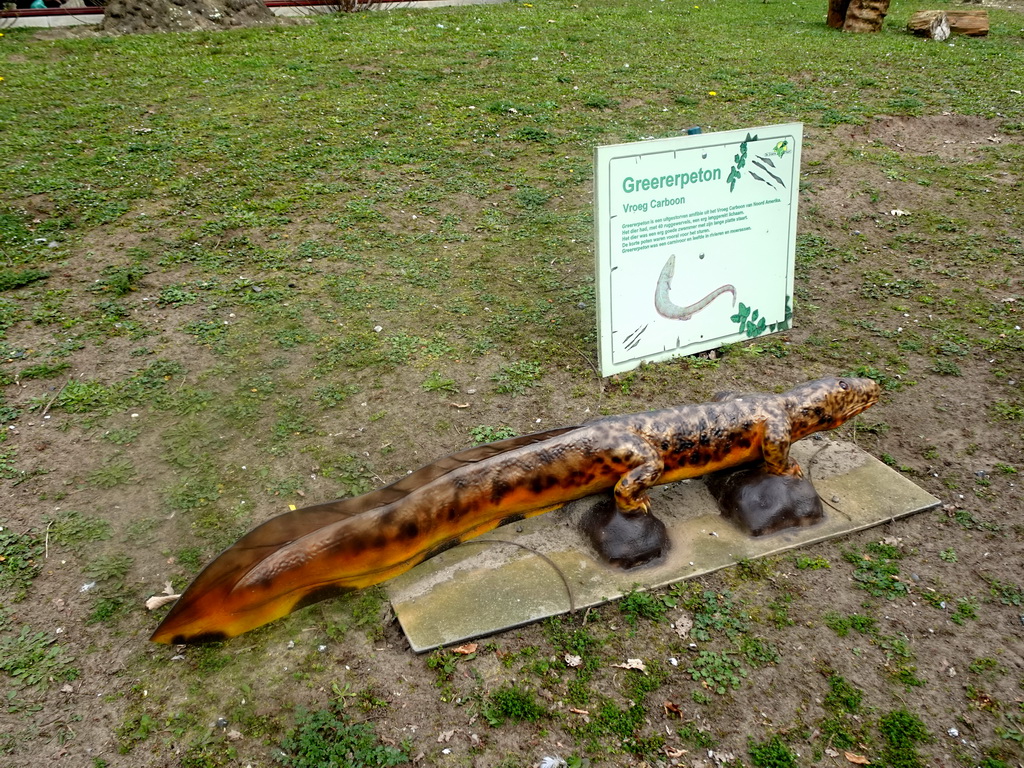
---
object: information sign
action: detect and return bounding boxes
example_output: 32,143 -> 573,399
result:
594,124 -> 802,376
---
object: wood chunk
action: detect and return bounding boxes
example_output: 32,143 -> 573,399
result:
907,10 -> 951,40
908,9 -> 988,38
947,9 -> 989,36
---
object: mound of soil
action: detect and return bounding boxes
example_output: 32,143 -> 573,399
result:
100,0 -> 278,34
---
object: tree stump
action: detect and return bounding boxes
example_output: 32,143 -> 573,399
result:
907,8 -> 989,37
101,0 -> 277,35
827,0 -> 891,32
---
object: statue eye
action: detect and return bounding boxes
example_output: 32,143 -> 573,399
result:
839,380 -> 849,390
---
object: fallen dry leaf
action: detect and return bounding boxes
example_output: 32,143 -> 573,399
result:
564,653 -> 582,668
665,745 -> 687,758
612,658 -> 648,674
568,707 -> 590,715
145,593 -> 180,611
452,643 -> 477,655
674,613 -> 694,639
845,751 -> 870,765
437,729 -> 455,743
663,700 -> 682,717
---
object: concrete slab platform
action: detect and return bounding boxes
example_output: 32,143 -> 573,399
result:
387,438 -> 940,653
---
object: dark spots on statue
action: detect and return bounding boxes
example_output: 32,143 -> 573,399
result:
566,469 -> 595,487
400,521 -> 420,541
373,533 -> 387,549
499,513 -> 526,528
446,507 -> 458,522
678,438 -> 695,451
491,481 -> 511,504
530,475 -> 558,494
293,585 -> 353,612
423,537 -> 461,561
173,631 -> 228,645
699,433 -> 711,446
734,435 -> 752,451
689,449 -> 708,466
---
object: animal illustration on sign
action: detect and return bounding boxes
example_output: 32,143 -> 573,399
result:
151,377 -> 880,644
654,254 -> 736,321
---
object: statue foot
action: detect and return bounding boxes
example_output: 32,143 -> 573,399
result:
582,496 -> 669,569
705,463 -> 823,537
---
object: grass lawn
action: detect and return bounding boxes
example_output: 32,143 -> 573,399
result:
0,1 -> 1023,766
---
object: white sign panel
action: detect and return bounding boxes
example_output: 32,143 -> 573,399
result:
594,124 -> 802,377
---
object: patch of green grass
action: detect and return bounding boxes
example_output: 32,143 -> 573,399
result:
102,427 -> 140,445
739,636 -> 780,668
424,648 -> 459,691
842,542 -> 909,600
844,365 -> 908,392
748,733 -> 797,768
492,360 -> 543,395
45,509 -> 113,546
0,626 -> 78,689
544,616 -> 603,707
990,401 -> 1024,422
116,712 -> 160,755
0,526 -> 43,601
42,379 -> 119,414
878,709 -> 930,768
735,558 -> 774,580
951,597 -> 978,626
823,611 -> 877,637
483,683 -> 547,726
824,674 -> 863,713
85,553 -> 134,582
87,458 -> 137,489
985,577 -> 1023,607
968,657 -> 1002,676
949,508 -> 1002,532
687,650 -> 746,694
469,425 -> 518,444
312,383 -> 359,408
619,588 -> 670,627
17,360 -> 70,380
793,554 -> 830,570
421,371 -> 458,394
0,268 -> 49,292
157,286 -> 198,306
88,265 -> 148,297
682,588 -> 749,641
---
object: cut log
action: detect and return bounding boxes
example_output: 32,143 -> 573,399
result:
946,9 -> 989,36
907,10 -> 951,40
908,9 -> 988,38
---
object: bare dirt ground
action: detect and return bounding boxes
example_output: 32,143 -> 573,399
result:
1,109 -> 1022,767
